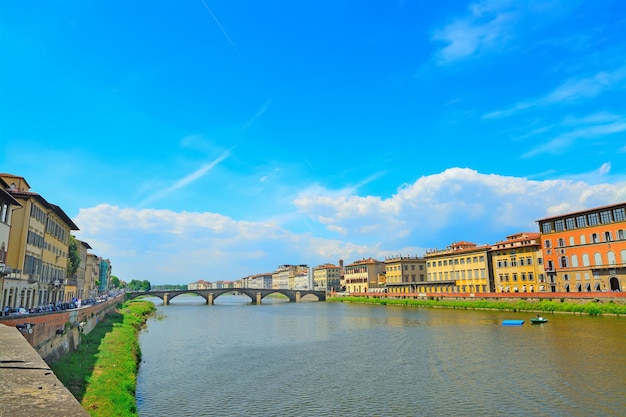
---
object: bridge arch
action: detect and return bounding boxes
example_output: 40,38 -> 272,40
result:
126,288 -> 325,305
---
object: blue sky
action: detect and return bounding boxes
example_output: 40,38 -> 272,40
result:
1,0 -> 625,285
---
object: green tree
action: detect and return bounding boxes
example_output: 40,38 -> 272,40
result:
67,235 -> 80,277
141,280 -> 151,291
110,275 -> 121,288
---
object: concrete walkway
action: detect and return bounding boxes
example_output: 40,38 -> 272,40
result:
0,324 -> 89,417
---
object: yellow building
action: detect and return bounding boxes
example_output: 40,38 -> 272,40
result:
491,232 -> 546,293
0,177 -> 22,309
384,255 -> 426,294
344,257 -> 385,294
424,241 -> 492,294
1,174 -> 79,308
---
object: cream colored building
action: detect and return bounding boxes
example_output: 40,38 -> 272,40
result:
85,253 -> 101,298
272,265 -> 307,289
384,255 -> 426,294
344,258 -> 385,294
491,232 -> 546,293
424,241 -> 492,294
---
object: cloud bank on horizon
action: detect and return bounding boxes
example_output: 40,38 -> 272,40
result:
1,0 -> 625,284
74,168 -> 626,284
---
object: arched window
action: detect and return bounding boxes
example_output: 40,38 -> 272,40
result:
582,254 -> 591,266
586,283 -> 591,292
576,283 -> 582,292
571,254 -> 579,267
594,252 -> 603,266
592,233 -> 599,243
595,283 -> 601,291
621,249 -> 626,264
560,256 -> 568,268
558,238 -> 565,247
607,251 -> 616,265
569,236 -> 575,246
604,231 -> 612,242
580,235 -> 587,245
618,230 -> 625,240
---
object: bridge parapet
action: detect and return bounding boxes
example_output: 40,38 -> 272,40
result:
127,288 -> 326,305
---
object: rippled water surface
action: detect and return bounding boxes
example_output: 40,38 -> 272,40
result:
136,296 -> 626,416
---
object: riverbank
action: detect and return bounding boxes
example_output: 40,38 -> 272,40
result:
51,300 -> 155,417
329,296 -> 626,316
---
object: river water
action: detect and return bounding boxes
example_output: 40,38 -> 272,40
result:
136,295 -> 626,417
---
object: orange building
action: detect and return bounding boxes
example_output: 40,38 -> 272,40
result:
537,202 -> 626,293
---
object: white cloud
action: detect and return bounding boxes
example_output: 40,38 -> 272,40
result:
432,0 -> 518,64
521,112 -> 626,158
75,169 -> 626,285
484,67 -> 626,119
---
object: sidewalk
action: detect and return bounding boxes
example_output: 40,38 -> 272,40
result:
0,324 -> 89,417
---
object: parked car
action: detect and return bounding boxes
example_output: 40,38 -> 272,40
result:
8,307 -> 29,316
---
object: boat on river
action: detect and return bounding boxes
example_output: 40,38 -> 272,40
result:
531,316 -> 548,324
502,319 -> 524,326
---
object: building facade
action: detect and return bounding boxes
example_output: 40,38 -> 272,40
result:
344,258 -> 385,293
491,233 -> 546,293
312,263 -> 341,292
537,203 -> 626,293
424,241 -> 492,294
384,255 -> 426,294
1,174 -> 79,308
0,178 -> 22,309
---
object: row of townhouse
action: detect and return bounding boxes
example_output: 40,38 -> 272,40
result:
0,174 -> 112,310
218,202 -> 626,295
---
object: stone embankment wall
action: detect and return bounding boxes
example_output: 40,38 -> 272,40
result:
0,296 -> 122,364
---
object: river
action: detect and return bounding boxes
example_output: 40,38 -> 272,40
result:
136,295 -> 626,416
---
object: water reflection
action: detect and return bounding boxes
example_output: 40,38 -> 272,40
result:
136,296 -> 626,417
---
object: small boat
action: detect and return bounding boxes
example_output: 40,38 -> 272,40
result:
502,319 -> 524,326
531,317 -> 548,324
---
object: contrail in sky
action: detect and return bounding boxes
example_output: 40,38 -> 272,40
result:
200,0 -> 240,56
242,101 -> 272,131
138,148 -> 233,207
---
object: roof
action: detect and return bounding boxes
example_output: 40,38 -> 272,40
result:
7,189 -> 79,230
535,202 -> 626,222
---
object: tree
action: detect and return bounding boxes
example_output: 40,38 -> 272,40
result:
127,279 -> 151,291
110,275 -> 121,288
67,235 -> 81,277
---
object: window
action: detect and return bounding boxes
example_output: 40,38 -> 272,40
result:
528,272 -> 534,281
554,219 -> 565,231
613,207 -> 625,221
571,254 -> 579,267
607,251 -> 616,265
519,258 -> 525,266
588,213 -> 600,226
569,237 -> 575,246
604,231 -> 612,242
541,222 -> 552,233
560,256 -> 568,268
576,215 -> 587,228
594,252 -> 603,266
580,235 -> 586,245
557,238 -> 565,247
566,217 -> 576,229
599,210 -> 611,224
544,240 -> 552,248
582,254 -> 591,266
521,273 -> 526,281
618,230 -> 625,240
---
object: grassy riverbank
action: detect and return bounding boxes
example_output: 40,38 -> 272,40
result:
330,296 -> 626,316
52,300 -> 155,417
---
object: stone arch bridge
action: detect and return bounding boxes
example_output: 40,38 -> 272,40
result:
126,288 -> 326,305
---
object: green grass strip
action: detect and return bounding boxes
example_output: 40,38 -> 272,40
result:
52,300 -> 155,417
329,296 -> 626,316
